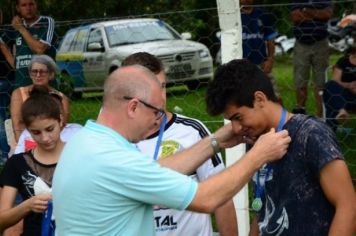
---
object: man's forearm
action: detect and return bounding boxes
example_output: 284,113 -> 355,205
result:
18,27 -> 49,54
304,8 -> 332,21
291,8 -> 332,24
215,199 -> 238,236
188,150 -> 261,213
158,135 -> 215,174
187,129 -> 290,213
248,217 -> 259,236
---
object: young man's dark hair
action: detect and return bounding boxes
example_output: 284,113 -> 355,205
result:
122,52 -> 163,74
206,59 -> 278,116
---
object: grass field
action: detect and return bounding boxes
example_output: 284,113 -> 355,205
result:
69,53 -> 356,182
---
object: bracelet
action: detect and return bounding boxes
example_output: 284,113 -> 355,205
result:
209,134 -> 220,154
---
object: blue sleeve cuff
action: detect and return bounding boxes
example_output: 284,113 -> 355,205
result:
266,32 -> 278,41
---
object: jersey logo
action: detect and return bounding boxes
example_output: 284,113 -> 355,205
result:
158,140 -> 182,159
154,215 -> 178,232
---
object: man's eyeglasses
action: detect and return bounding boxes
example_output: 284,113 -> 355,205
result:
30,69 -> 49,76
123,96 -> 165,120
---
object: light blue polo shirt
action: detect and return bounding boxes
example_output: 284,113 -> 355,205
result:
53,120 -> 197,235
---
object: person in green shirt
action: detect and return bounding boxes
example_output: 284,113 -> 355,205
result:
11,0 -> 57,88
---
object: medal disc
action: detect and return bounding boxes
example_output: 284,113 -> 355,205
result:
252,198 -> 262,211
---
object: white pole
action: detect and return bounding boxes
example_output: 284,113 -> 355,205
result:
216,1 -> 250,236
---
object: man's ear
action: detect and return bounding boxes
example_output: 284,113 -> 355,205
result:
254,91 -> 268,108
126,99 -> 139,119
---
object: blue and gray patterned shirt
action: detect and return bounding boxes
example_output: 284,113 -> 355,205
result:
254,114 -> 342,235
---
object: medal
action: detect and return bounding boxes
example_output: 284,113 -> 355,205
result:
252,197 -> 262,211
251,109 -> 286,212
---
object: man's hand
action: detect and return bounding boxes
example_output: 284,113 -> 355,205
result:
249,128 -> 291,167
214,123 -> 244,149
12,16 -> 25,32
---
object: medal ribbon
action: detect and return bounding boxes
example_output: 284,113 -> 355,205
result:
252,108 -> 287,211
153,113 -> 167,161
41,200 -> 55,236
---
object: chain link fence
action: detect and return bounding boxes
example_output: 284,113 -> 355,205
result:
0,2 -> 355,179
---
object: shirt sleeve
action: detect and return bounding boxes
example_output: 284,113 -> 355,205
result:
14,130 -> 30,154
305,120 -> 343,174
0,154 -> 23,188
109,150 -> 198,210
39,16 -> 55,46
0,26 -> 15,46
260,10 -> 278,41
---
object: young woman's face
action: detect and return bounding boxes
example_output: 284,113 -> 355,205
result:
29,62 -> 54,86
27,117 -> 62,151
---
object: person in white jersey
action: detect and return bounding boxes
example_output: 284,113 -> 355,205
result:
122,52 -> 238,236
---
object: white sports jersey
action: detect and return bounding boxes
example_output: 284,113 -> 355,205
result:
137,113 -> 225,236
14,123 -> 83,154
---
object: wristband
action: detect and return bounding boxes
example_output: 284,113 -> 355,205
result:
209,134 -> 220,154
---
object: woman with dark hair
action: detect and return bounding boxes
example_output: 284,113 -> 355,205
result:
0,85 -> 63,235
323,45 -> 356,130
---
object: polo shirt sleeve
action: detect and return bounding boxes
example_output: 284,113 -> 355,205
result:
109,150 -> 198,210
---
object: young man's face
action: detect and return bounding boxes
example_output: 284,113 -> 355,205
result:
224,103 -> 270,139
16,0 -> 38,21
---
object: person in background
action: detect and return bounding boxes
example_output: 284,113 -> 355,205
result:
0,8 -> 15,163
52,64 -> 290,235
290,0 -> 332,116
240,0 -> 281,101
14,93 -> 81,154
0,85 -> 64,235
10,55 -> 69,143
241,0 -> 277,75
323,45 -> 356,131
122,52 -> 238,236
10,0 -> 57,88
206,59 -> 356,236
